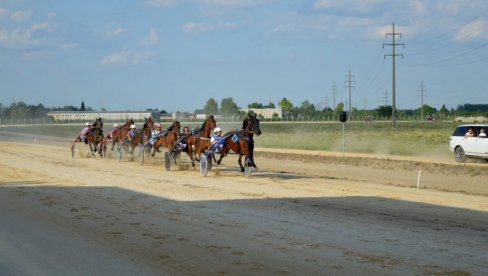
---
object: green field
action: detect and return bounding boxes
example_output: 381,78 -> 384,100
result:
1,121 -> 458,158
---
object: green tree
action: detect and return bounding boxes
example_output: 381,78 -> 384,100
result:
334,102 -> 344,114
264,102 -> 275,108
204,98 -> 218,115
220,97 -> 240,117
80,101 -> 85,111
299,100 -> 315,118
414,104 -> 437,119
248,102 -> 263,108
272,112 -> 280,121
278,97 -> 294,111
376,105 -> 392,117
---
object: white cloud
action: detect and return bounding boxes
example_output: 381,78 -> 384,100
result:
181,21 -> 240,34
31,22 -> 51,32
132,51 -> 156,64
436,0 -> 485,14
339,17 -> 373,28
313,0 -> 385,10
145,27 -> 159,44
147,0 -> 179,7
271,24 -> 295,34
10,10 -> 31,22
202,0 -> 275,6
221,22 -> 238,30
454,20 -> 488,42
106,27 -> 125,37
0,8 -> 7,17
182,22 -> 214,33
409,0 -> 426,14
20,51 -> 51,60
0,27 -> 32,47
100,52 -> 127,65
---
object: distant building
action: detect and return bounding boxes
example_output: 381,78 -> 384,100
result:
47,111 -> 159,122
194,109 -> 207,120
240,108 -> 282,119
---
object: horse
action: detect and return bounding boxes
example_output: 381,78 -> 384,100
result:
216,113 -> 262,172
152,121 -> 181,156
86,118 -> 104,157
111,118 -> 134,152
185,115 -> 217,168
138,117 -> 154,155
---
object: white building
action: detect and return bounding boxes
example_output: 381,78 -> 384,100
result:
240,108 -> 282,119
47,111 -> 159,122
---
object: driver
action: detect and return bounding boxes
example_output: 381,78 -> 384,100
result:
126,124 -> 137,143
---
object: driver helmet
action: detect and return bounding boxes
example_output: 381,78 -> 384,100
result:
130,124 -> 136,129
85,122 -> 90,126
113,123 -> 118,127
214,127 -> 222,134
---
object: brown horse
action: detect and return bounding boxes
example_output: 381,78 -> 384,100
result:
86,118 -> 104,157
152,121 -> 181,156
111,118 -> 134,152
185,115 -> 217,168
216,113 -> 262,172
138,117 -> 154,154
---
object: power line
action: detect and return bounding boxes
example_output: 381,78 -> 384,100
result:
344,71 -> 355,120
418,81 -> 426,119
383,23 -> 404,128
407,7 -> 488,56
331,83 -> 337,117
405,41 -> 488,66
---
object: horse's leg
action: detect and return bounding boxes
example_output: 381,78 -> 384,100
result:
188,142 -> 195,168
216,144 -> 228,165
111,136 -> 117,151
237,153 -> 244,172
88,140 -> 95,157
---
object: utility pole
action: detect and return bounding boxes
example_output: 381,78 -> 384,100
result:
383,23 -> 404,128
384,90 -> 389,106
331,83 -> 337,118
363,98 -> 367,119
419,81 -> 425,120
344,70 -> 355,121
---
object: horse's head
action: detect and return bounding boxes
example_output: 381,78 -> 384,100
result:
173,121 -> 181,133
93,118 -> 103,129
144,117 -> 154,130
206,115 -> 217,130
248,114 -> 261,136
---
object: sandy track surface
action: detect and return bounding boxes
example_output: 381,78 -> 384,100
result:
0,134 -> 487,275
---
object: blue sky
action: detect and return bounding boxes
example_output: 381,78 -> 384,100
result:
1,0 -> 488,113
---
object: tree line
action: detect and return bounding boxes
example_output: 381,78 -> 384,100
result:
1,99 -> 487,121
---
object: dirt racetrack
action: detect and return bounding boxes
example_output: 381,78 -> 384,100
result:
0,131 -> 487,275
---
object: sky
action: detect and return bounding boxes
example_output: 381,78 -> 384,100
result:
1,0 -> 488,113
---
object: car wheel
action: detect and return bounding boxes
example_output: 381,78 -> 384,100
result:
454,146 -> 467,163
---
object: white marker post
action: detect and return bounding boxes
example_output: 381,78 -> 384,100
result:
416,169 -> 422,189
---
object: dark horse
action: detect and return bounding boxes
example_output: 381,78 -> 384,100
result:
111,118 -> 134,152
86,118 -> 104,157
152,121 -> 181,156
138,117 -> 154,154
185,115 -> 217,168
216,113 -> 262,172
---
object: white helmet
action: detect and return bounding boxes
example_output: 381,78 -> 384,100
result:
214,127 -> 222,133
113,123 -> 118,127
130,124 -> 136,129
85,122 -> 90,126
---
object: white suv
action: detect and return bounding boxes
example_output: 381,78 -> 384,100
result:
450,124 -> 488,162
